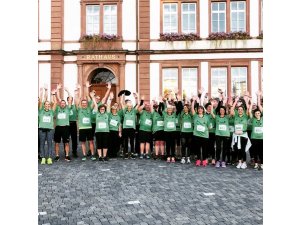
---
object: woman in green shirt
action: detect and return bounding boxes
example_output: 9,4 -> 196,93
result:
38,89 -> 57,165
163,104 -> 177,163
152,99 -> 165,160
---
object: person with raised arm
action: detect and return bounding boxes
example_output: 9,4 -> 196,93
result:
191,95 -> 210,167
75,83 -> 96,161
53,84 -> 72,162
108,92 -> 122,158
230,96 -> 252,169
249,91 -> 263,169
121,92 -> 139,159
152,96 -> 165,160
137,95 -> 153,159
38,86 -> 57,165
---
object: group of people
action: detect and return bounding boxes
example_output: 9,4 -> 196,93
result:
38,82 -> 263,170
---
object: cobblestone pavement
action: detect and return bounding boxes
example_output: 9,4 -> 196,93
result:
38,155 -> 263,225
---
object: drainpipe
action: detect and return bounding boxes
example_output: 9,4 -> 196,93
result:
136,0 -> 139,93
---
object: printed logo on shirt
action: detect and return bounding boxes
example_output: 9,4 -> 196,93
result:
196,125 -> 205,132
125,120 -> 134,126
218,124 -> 227,131
82,117 -> 90,124
98,122 -> 107,129
157,121 -> 163,127
57,113 -> 66,120
43,116 -> 51,123
167,122 -> 175,129
110,119 -> 118,127
183,122 -> 191,129
254,127 -> 263,134
145,119 -> 152,126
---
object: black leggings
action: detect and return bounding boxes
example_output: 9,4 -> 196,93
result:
193,136 -> 208,160
215,136 -> 230,162
180,132 -> 192,157
208,133 -> 216,159
108,131 -> 120,157
123,128 -> 135,154
233,136 -> 248,161
164,131 -> 176,157
251,139 -> 263,164
69,121 -> 78,153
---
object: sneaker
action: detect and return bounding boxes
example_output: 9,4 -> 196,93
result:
146,154 -> 150,159
41,158 -> 46,165
171,157 -> 175,163
82,156 -> 87,161
186,157 -> 191,164
38,154 -> 42,160
241,162 -> 247,169
167,157 -> 171,163
130,153 -> 136,159
72,151 -> 78,158
124,153 -> 129,159
65,156 -> 71,162
181,157 -> 186,164
215,161 -> 220,168
104,157 -> 109,162
139,154 -> 144,159
98,157 -> 104,162
195,159 -> 201,166
87,150 -> 92,157
221,161 -> 226,168
260,164 -> 263,170
211,159 -> 216,165
202,160 -> 208,167
47,158 -> 52,165
236,162 -> 242,169
91,155 -> 97,161
54,156 -> 60,161
254,163 -> 259,169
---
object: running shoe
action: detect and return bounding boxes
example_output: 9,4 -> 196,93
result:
254,163 -> 259,169
65,156 -> 71,162
47,158 -> 52,165
124,153 -> 129,159
241,162 -> 247,169
195,159 -> 201,166
202,160 -> 208,167
41,158 -> 46,165
236,162 -> 242,169
186,157 -> 191,164
171,157 -> 175,163
215,161 -> 220,168
91,155 -> 97,161
211,159 -> 216,165
99,157 -> 104,162
54,156 -> 60,161
167,157 -> 171,163
104,157 -> 109,162
146,154 -> 150,159
139,154 -> 144,159
82,156 -> 87,161
72,151 -> 78,158
260,164 -> 263,170
181,157 -> 186,164
221,161 -> 226,168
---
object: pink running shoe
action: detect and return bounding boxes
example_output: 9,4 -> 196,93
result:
202,159 -> 208,167
195,159 -> 201,166
167,157 -> 171,163
171,157 -> 176,163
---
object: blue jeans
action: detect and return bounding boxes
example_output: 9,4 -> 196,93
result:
39,129 -> 54,158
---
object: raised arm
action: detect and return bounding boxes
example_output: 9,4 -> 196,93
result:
39,88 -> 44,110
90,91 -> 97,112
137,95 -> 145,113
101,82 -> 112,104
56,83 -> 62,102
85,81 -> 92,100
43,84 -> 49,103
256,91 -> 263,112
133,92 -> 140,110
191,96 -> 197,115
107,92 -> 114,113
230,96 -> 239,117
74,87 -> 80,109
51,89 -> 57,111
248,97 -> 253,118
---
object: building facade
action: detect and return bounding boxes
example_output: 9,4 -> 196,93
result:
38,0 -> 263,102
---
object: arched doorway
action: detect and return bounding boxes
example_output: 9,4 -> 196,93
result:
89,68 -> 117,101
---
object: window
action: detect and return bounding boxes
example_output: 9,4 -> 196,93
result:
182,3 -> 196,33
182,68 -> 197,98
103,5 -> 117,35
162,68 -> 178,95
163,3 -> 178,33
86,5 -> 100,35
230,1 -> 246,32
211,2 -> 226,32
231,67 -> 247,96
211,68 -> 227,97
261,66 -> 263,92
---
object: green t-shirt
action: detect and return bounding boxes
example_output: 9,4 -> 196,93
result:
180,112 -> 193,133
251,117 -> 263,139
163,111 -> 177,132
215,115 -> 230,137
175,114 -> 181,131
55,106 -> 70,126
234,114 -> 249,134
78,107 -> 92,129
206,113 -> 216,133
193,114 -> 209,138
109,112 -> 121,131
95,111 -> 110,133
89,100 -> 102,123
152,111 -> 164,133
39,109 -> 54,129
139,110 -> 153,132
69,105 -> 77,122
122,108 -> 137,129
228,116 -> 235,134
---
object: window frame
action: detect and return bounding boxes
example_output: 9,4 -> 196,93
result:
85,5 -> 100,35
210,67 -> 228,98
181,3 -> 197,34
230,1 -> 246,32
103,4 -> 118,35
211,1 -> 226,33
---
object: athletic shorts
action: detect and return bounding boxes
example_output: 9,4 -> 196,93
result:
153,130 -> 164,141
95,132 -> 109,149
79,128 -> 94,142
54,126 -> 70,143
139,130 -> 152,144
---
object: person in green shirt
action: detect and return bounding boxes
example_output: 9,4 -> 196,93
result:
38,88 -> 57,165
138,97 -> 153,159
191,96 -> 210,167
249,91 -> 263,169
75,86 -> 96,161
152,98 -> 165,160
